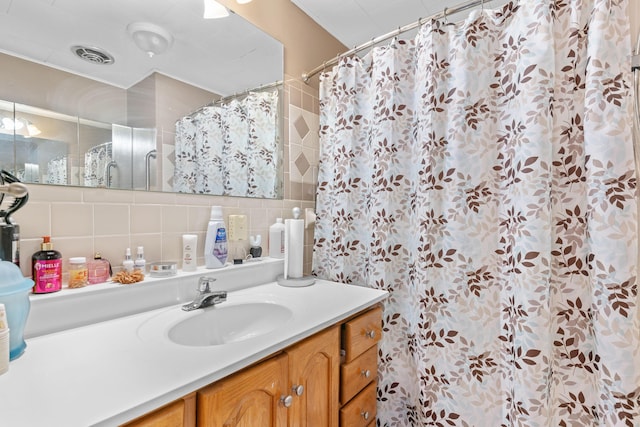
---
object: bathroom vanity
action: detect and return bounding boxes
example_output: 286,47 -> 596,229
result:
123,306 -> 382,427
0,259 -> 387,426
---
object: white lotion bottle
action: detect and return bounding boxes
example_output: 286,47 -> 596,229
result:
182,234 -> 198,272
269,218 -> 285,259
134,246 -> 146,273
123,248 -> 134,273
204,206 -> 228,269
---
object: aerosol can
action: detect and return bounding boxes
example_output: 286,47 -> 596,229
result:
0,219 -> 20,267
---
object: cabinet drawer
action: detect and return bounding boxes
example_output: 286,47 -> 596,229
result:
340,345 -> 377,405
342,306 -> 382,363
339,381 -> 377,427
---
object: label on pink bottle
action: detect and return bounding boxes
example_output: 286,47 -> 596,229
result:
33,259 -> 62,293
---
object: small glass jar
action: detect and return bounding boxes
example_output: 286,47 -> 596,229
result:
68,257 -> 88,289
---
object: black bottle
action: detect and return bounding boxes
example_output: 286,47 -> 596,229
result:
31,236 -> 62,293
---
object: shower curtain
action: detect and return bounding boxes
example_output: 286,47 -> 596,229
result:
314,1 -> 639,425
46,156 -> 67,185
174,90 -> 279,197
83,142 -> 112,187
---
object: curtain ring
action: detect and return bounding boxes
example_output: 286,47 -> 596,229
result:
443,7 -> 449,24
481,0 -> 485,11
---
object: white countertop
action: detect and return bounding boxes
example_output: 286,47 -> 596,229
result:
0,279 -> 387,426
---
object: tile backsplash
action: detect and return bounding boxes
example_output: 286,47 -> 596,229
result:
12,76 -> 320,281
15,185 -> 316,281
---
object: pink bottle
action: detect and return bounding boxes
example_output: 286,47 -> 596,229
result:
87,253 -> 112,284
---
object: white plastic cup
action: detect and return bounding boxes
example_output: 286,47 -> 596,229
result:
0,329 -> 10,375
0,303 -> 7,331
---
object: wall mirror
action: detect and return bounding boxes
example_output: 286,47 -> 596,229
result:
0,0 -> 284,198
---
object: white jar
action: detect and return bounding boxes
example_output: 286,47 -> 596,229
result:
269,218 -> 285,259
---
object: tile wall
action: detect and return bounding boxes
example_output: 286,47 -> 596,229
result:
13,75 -> 321,280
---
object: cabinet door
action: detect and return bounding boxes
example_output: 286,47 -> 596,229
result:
287,325 -> 340,427
197,353 -> 288,427
121,393 -> 195,427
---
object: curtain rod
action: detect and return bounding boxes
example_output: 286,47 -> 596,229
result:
302,0 -> 488,83
213,79 -> 283,106
185,80 -> 283,118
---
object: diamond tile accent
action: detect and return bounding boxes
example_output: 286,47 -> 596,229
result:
295,152 -> 310,176
294,115 -> 310,139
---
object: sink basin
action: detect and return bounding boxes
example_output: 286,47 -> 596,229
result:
150,302 -> 293,347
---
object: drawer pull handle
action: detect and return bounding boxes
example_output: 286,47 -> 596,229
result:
365,330 -> 376,339
280,395 -> 293,408
292,384 -> 304,396
361,410 -> 370,420
361,369 -> 371,378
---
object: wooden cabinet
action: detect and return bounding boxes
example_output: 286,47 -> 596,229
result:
121,393 -> 196,427
197,325 -> 340,427
339,306 -> 382,427
198,354 -> 289,427
287,325 -> 340,427
120,307 -> 380,427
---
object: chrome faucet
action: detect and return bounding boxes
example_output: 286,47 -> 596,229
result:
182,277 -> 227,311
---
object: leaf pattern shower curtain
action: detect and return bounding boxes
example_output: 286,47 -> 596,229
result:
174,89 -> 279,197
314,1 -> 639,425
83,142 -> 112,187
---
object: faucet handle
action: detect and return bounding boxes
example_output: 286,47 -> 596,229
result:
198,277 -> 216,293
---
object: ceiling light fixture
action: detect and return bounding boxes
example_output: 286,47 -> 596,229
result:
127,22 -> 174,58
1,117 -> 23,131
0,117 -> 41,138
203,0 -> 230,19
26,122 -> 41,138
236,0 -> 253,4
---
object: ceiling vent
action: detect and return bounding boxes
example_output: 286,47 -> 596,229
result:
70,45 -> 115,65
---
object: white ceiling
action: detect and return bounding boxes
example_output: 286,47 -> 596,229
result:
0,0 -> 282,96
292,0 -> 509,49
0,0 -> 511,96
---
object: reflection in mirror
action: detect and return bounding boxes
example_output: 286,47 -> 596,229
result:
0,0 -> 284,199
174,85 -> 282,198
0,100 -> 138,190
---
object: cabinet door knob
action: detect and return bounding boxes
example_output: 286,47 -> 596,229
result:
361,369 -> 371,378
361,411 -> 370,420
280,395 -> 293,408
365,329 -> 376,339
292,384 -> 304,396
